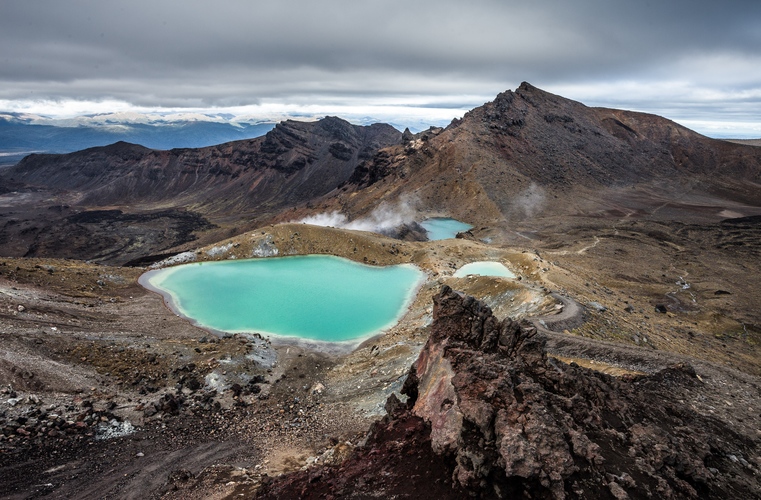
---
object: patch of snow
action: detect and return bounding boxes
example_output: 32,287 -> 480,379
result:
252,234 -> 278,258
205,371 -> 228,391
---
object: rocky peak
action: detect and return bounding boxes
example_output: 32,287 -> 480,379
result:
517,81 -> 539,93
401,127 -> 415,144
94,141 -> 151,156
426,285 -> 538,356
401,286 -> 759,498
256,116 -> 400,174
314,115 -> 356,141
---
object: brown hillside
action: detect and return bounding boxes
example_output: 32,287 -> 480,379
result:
4,117 -> 400,214
330,83 -> 761,227
0,118 -> 400,264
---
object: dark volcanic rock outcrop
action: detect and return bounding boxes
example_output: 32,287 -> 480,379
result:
258,287 -> 760,499
21,208 -> 214,264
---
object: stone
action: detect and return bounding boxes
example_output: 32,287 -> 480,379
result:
588,301 -> 607,312
310,382 -> 325,394
608,481 -> 629,499
257,287 -> 761,499
383,393 -> 404,416
184,377 -> 201,392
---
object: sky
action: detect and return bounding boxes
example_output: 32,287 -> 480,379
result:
1,0 -> 760,137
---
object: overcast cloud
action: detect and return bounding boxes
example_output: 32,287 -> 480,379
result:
1,0 -> 760,136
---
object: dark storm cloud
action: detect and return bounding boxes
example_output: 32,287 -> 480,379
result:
1,0 -> 760,134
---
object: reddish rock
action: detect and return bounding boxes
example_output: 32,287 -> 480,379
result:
258,286 -> 760,499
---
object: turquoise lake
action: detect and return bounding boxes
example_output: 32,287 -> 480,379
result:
141,255 -> 424,343
453,261 -> 516,278
420,217 -> 473,240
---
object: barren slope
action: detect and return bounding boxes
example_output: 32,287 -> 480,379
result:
325,82 -> 761,228
3,117 -> 400,214
0,118 -> 401,264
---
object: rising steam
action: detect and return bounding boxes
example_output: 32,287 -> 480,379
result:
297,196 -> 419,234
512,182 -> 546,218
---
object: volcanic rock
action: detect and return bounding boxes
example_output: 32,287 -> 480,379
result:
337,83 -> 761,227
258,286 -> 760,499
0,117 -> 400,263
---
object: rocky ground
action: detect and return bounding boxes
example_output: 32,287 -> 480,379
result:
0,221 -> 759,498
259,287 -> 761,499
0,252 -> 372,499
2,85 -> 760,498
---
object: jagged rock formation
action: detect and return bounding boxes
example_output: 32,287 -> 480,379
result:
3,117 -> 400,213
258,287 -> 760,499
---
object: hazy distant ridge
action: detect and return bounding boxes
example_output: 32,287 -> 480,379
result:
0,114 -> 276,155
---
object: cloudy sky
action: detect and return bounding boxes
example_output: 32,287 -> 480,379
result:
2,0 -> 760,136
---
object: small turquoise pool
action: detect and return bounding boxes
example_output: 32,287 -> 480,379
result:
453,261 -> 516,278
420,218 -> 473,240
141,255 -> 424,343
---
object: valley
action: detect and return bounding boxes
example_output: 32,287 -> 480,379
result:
1,84 -> 760,498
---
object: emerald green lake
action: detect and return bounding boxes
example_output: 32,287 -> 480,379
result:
420,217 -> 473,240
453,261 -> 516,278
140,255 -> 424,343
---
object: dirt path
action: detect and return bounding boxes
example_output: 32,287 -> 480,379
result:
528,292 -> 585,333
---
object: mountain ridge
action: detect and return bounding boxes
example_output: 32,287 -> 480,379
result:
328,82 -> 761,230
4,117 -> 401,214
2,83 -> 760,263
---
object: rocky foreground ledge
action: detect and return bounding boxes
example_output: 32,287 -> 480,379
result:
258,286 -> 760,499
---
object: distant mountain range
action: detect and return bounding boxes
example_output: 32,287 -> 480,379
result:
0,110 -> 445,166
2,83 -> 760,264
0,112 -> 279,165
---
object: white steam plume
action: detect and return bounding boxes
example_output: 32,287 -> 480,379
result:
296,195 -> 419,234
298,212 -> 349,227
512,182 -> 545,218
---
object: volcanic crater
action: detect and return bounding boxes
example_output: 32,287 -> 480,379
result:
1,84 -> 760,499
